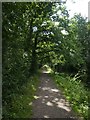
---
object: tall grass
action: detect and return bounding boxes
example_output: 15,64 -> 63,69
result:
51,72 -> 89,120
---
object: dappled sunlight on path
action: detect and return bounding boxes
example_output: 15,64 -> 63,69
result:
32,73 -> 79,119
42,70 -> 51,74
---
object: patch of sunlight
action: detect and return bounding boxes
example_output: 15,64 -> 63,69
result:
47,68 -> 53,73
59,99 -> 70,106
57,101 -> 64,106
42,101 -> 44,103
55,98 -> 59,101
57,101 -> 71,112
65,102 -> 70,106
46,101 -> 54,106
32,85 -> 36,91
57,104 -> 71,112
54,22 -> 59,26
52,98 -> 59,102
42,64 -> 53,73
45,70 -> 53,73
28,102 -> 32,106
60,99 -> 66,103
42,70 -> 50,73
42,87 -> 50,91
61,29 -> 69,35
33,95 -> 40,99
45,81 -> 48,83
51,88 -> 59,92
42,99 -> 45,103
44,115 -> 49,118
39,87 -> 41,89
44,96 -> 49,98
42,98 -> 45,101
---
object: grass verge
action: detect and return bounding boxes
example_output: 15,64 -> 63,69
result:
3,74 -> 39,118
50,72 -> 89,120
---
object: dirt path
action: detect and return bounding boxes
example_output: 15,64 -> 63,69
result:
32,72 -> 79,119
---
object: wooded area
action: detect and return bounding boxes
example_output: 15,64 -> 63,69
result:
2,2 -> 90,119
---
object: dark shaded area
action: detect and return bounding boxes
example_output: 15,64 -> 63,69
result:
55,64 -> 78,74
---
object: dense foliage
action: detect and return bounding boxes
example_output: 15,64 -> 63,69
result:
2,2 -> 89,118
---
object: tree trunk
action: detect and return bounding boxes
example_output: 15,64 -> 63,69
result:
30,33 -> 38,74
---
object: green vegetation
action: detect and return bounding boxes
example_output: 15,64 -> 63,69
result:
41,64 -> 53,73
3,75 -> 39,118
2,2 -> 90,119
50,72 -> 89,120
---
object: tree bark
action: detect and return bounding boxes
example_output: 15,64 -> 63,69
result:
30,33 -> 38,74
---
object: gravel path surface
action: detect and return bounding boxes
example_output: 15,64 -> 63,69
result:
32,72 -> 79,119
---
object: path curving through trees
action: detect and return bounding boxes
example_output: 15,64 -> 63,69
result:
32,71 -> 79,119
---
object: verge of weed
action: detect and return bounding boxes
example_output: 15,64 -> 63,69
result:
3,74 -> 39,118
50,73 -> 89,120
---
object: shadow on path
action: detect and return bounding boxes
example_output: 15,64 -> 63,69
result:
32,72 -> 79,119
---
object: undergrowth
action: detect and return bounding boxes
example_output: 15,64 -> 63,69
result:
50,72 -> 89,120
3,74 -> 39,118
